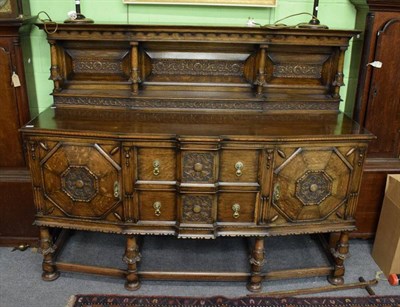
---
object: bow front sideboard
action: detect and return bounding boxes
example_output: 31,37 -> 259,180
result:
21,23 -> 374,291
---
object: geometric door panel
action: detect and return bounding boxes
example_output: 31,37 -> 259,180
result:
40,142 -> 121,219
272,147 -> 353,222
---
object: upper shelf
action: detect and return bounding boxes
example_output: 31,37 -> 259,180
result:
36,23 -> 359,113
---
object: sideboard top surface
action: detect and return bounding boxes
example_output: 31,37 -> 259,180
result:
21,107 -> 373,142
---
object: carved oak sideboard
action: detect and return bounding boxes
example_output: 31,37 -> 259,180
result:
21,23 -> 374,291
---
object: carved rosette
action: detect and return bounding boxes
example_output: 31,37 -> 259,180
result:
182,196 -> 213,224
295,171 -> 332,206
61,166 -> 99,202
182,152 -> 214,183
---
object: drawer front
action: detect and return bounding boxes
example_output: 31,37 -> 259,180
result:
138,191 -> 176,221
220,150 -> 259,183
218,192 -> 257,223
181,194 -> 216,224
39,140 -> 122,220
137,148 -> 176,181
181,151 -> 217,183
270,146 -> 353,223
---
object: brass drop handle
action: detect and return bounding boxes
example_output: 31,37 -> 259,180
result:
235,161 -> 244,177
232,203 -> 240,219
153,201 -> 161,216
114,181 -> 120,198
153,160 -> 160,176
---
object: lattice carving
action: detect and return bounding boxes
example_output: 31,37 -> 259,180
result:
182,195 -> 213,224
182,152 -> 214,182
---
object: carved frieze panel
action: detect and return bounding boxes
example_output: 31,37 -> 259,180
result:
152,59 -> 244,76
182,195 -> 213,224
182,152 -> 215,183
273,63 -> 322,79
72,58 -> 123,74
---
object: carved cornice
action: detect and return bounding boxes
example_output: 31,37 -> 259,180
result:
37,24 -> 358,47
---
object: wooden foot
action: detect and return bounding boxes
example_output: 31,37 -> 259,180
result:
39,227 -> 60,281
328,231 -> 349,285
123,235 -> 141,291
247,237 -> 265,292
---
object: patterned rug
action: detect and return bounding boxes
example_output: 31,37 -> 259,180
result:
68,295 -> 400,307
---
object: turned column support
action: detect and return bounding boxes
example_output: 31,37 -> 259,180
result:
123,235 -> 141,290
247,236 -> 265,292
328,231 -> 349,285
39,227 -> 60,281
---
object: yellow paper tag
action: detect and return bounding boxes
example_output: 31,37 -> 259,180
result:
12,72 -> 21,88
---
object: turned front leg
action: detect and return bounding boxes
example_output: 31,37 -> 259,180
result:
39,227 -> 60,281
328,231 -> 349,285
123,235 -> 141,290
247,237 -> 265,292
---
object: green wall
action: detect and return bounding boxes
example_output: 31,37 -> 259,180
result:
26,0 -> 358,117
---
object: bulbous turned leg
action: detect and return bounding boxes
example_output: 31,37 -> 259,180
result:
328,231 -> 349,285
39,227 -> 60,281
247,237 -> 265,292
123,235 -> 141,291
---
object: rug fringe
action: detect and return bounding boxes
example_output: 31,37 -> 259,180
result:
65,295 -> 76,307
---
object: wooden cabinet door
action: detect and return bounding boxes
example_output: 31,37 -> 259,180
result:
269,146 -> 354,223
38,140 -> 123,221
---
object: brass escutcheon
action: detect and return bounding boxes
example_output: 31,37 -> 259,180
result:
153,160 -> 160,176
232,203 -> 240,218
153,201 -> 161,216
273,183 -> 280,202
113,181 -> 120,198
235,161 -> 244,177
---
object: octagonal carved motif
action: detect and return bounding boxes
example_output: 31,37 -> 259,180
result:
295,171 -> 332,206
61,166 -> 99,202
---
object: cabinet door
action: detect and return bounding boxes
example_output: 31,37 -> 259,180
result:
269,146 -> 354,223
0,39 -> 25,167
38,140 -> 123,221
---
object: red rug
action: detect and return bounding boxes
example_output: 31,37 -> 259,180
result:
68,295 -> 400,307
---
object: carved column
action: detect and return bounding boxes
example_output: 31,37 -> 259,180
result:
328,231 -> 349,285
247,236 -> 265,292
48,40 -> 62,92
332,47 -> 347,99
255,45 -> 268,96
130,42 -> 140,95
123,235 -> 141,290
39,227 -> 60,281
